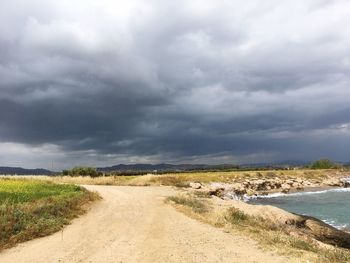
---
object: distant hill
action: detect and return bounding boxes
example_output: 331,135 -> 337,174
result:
0,160 -> 327,176
97,163 -> 239,173
240,160 -> 309,168
0,167 -> 53,175
97,161 -> 316,173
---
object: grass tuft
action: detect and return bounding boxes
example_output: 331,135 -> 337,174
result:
167,195 -> 208,213
224,207 -> 248,224
288,238 -> 318,252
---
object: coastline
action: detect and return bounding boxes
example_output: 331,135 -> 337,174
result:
185,175 -> 350,250
247,185 -> 350,231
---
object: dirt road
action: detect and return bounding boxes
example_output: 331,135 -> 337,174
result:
0,185 -> 288,263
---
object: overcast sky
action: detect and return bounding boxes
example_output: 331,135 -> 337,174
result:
1,0 -> 350,169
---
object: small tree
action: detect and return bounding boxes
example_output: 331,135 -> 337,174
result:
62,170 -> 69,176
65,166 -> 99,177
311,159 -> 335,169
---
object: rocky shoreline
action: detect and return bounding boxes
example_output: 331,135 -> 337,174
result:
189,175 -> 350,199
186,174 -> 350,250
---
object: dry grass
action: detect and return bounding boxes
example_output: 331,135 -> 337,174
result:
166,195 -> 208,213
8,169 -> 343,187
167,193 -> 350,263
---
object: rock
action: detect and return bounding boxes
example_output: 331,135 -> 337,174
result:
295,178 -> 304,183
304,217 -> 350,249
285,179 -> 294,186
281,183 -> 291,189
303,180 -> 312,186
281,183 -> 291,193
292,182 -> 300,188
255,179 -> 265,185
246,189 -> 256,196
324,178 -> 343,187
232,183 -> 242,188
252,179 -> 267,191
232,183 -> 246,195
189,182 -> 202,189
210,182 -> 231,190
343,180 -> 350,188
234,188 -> 246,195
208,183 -> 227,197
273,180 -> 282,188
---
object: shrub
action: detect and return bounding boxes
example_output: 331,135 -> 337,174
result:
310,159 -> 337,169
63,167 -> 98,177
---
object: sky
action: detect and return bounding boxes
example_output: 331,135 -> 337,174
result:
1,0 -> 350,169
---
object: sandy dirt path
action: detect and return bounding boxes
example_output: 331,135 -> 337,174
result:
0,185 -> 288,263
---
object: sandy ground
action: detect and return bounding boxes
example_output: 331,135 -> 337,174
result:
0,185 -> 288,263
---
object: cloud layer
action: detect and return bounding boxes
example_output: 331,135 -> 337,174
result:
1,0 -> 350,168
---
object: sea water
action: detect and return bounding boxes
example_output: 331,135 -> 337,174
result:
247,187 -> 350,230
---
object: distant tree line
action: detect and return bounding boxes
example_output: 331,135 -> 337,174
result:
60,159 -> 345,178
62,166 -> 101,177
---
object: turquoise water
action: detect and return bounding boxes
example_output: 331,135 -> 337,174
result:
247,188 -> 350,230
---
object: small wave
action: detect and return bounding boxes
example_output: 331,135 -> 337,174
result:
322,219 -> 348,231
223,192 -> 244,201
244,187 -> 350,201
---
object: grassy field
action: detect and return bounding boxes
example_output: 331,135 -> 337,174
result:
24,169 -> 346,187
0,178 -> 99,251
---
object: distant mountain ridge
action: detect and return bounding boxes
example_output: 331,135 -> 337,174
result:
97,161 -> 314,172
240,160 -> 310,168
0,167 -> 53,175
97,163 -> 239,172
0,160 -> 336,176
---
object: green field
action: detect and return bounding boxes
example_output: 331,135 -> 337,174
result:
0,178 -> 99,250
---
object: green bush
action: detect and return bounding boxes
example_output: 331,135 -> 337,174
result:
310,159 -> 337,169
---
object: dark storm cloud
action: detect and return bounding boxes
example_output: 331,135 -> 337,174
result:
1,0 -> 350,168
